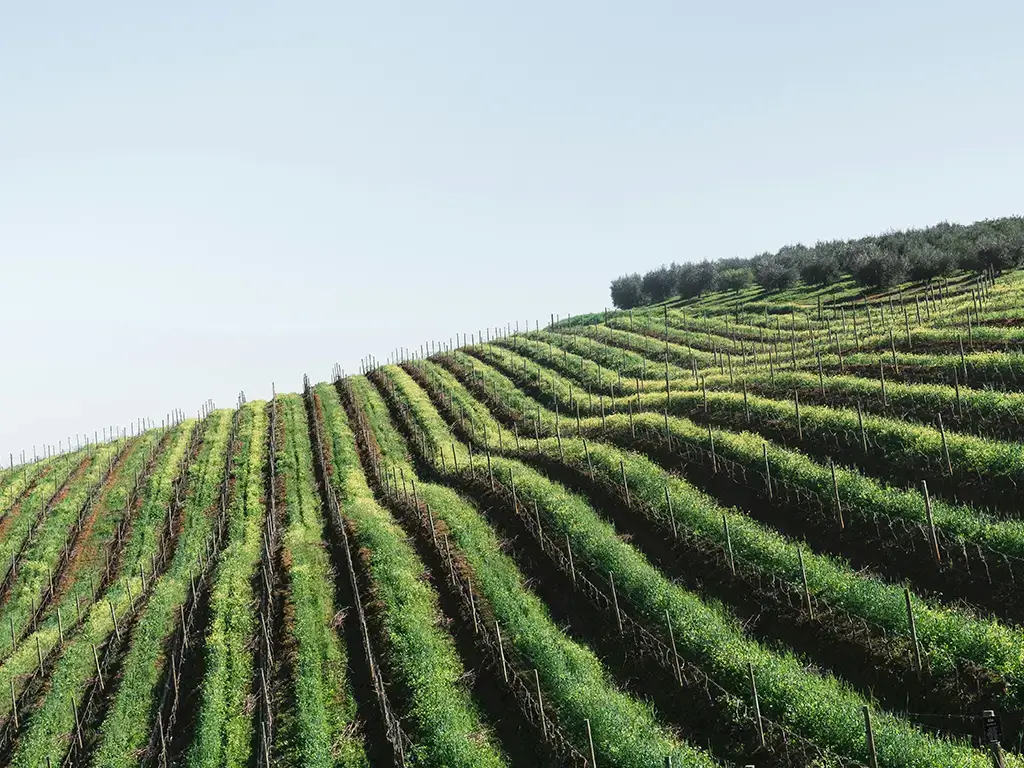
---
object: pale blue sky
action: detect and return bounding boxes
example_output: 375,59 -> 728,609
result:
2,1 -> 1021,460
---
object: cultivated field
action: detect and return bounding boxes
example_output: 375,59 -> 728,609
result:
1,269 -> 1023,767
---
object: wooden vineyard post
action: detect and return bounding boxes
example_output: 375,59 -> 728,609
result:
665,485 -> 678,539
11,680 -> 18,729
890,328 -> 899,373
817,353 -> 825,397
830,460 -> 844,530
109,601 -> 120,640
93,643 -> 104,688
938,414 -> 953,476
628,401 -> 635,438
794,390 -> 802,441
742,381 -> 750,423
619,459 -> 630,507
723,514 -> 736,575
72,696 -> 84,748
586,718 -> 597,767
958,333 -> 968,380
495,622 -> 508,682
981,710 -> 1008,768
922,480 -> 941,564
856,402 -> 868,453
880,361 -> 887,408
953,369 -> 963,417
905,587 -> 922,674
665,357 -> 671,408
534,669 -> 547,738
609,572 -> 623,632
469,584 -> 479,634
863,706 -> 879,768
708,425 -> 717,474
763,444 -> 772,499
749,662 -> 765,747
797,546 -> 813,619
566,534 -> 576,585
666,609 -> 682,684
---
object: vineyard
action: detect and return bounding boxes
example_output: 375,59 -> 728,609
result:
3,268 -> 1024,767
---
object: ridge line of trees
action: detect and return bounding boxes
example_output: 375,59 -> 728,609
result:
610,216 -> 1024,309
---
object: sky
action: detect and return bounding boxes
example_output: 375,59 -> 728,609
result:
1,1 -> 1022,461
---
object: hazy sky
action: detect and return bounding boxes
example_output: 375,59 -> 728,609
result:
2,1 -> 1022,461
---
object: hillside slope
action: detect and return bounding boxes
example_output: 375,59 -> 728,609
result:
1,268 -> 1023,767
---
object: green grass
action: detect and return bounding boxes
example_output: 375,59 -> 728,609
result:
188,401 -> 268,768
10,420 -> 197,768
414,357 -> 1024,708
0,439 -> 126,654
92,410 -> 233,768
348,375 -> 723,768
316,383 -> 507,767
380,363 -> 1015,768
273,394 -> 367,768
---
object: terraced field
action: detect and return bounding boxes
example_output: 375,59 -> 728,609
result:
3,268 -> 1024,766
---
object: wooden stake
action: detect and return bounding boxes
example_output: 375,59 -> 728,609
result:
863,706 -> 879,768
922,480 -> 941,564
495,622 -> 508,682
586,718 -> 597,767
609,572 -> 623,632
958,333 -> 968,380
534,669 -> 547,738
93,643 -> 104,688
469,583 -> 479,634
880,360 -> 887,407
905,587 -> 922,673
109,601 -> 120,640
852,402 -> 867,453
797,546 -> 813,619
794,390 -> 802,441
665,485 -> 677,540
566,534 -> 576,585
938,414 -> 953,476
723,514 -> 736,575
763,443 -> 772,499
72,696 -> 83,748
749,662 -> 765,747
831,460 -> 844,530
